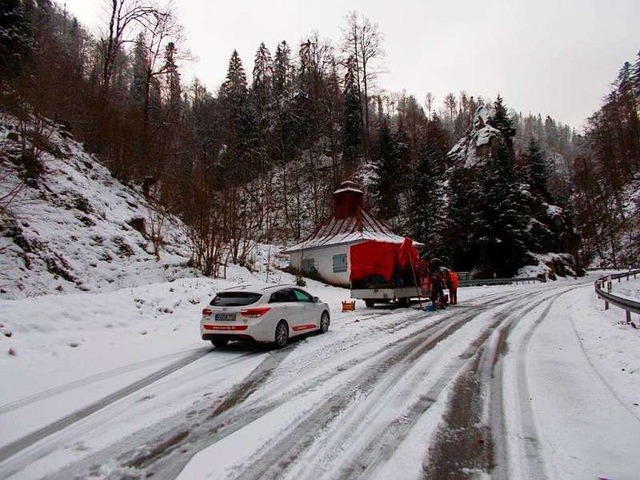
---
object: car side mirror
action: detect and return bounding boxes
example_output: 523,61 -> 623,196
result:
313,296 -> 319,303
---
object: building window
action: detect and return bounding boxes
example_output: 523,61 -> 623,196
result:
333,253 -> 347,273
301,258 -> 315,274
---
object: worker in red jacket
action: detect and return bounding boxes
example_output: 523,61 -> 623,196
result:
446,269 -> 460,305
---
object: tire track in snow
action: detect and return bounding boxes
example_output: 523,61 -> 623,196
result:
489,293 -> 563,480
40,343 -> 298,480
424,312 -> 531,479
316,311 -> 515,480
96,308 -> 472,480
0,347 -> 211,415
278,291 -> 546,480
490,285 -> 591,480
227,314 -> 478,480
0,288 -> 542,479
144,299 -> 506,474
491,283 -> 640,480
222,295 -> 531,480
0,347 -> 254,469
17,309 -> 417,480
119,344 -> 295,473
269,287 -> 565,480
426,286 -> 582,480
138,291 -> 530,480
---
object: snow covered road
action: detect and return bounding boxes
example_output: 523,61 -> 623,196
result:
1,276 -> 639,479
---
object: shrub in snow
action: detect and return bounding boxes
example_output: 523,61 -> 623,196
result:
127,217 -> 146,235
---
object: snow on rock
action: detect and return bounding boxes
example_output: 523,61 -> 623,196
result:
518,252 -> 578,280
474,104 -> 492,127
0,112 -> 197,299
546,204 -> 564,217
448,105 -> 501,169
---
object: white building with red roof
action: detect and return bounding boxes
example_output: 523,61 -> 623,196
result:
283,180 -> 422,287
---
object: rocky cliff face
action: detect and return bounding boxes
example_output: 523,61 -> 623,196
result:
447,105 -> 502,170
445,105 -> 582,279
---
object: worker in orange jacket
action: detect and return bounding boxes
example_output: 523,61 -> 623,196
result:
446,269 -> 460,305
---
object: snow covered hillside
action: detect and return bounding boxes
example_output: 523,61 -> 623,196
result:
0,112 -> 197,299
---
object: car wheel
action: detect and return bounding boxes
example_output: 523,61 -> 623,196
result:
274,321 -> 289,349
364,299 -> 375,308
398,297 -> 409,308
319,311 -> 330,333
211,338 -> 228,348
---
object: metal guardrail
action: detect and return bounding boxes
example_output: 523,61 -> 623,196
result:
459,276 -> 546,287
594,270 -> 640,324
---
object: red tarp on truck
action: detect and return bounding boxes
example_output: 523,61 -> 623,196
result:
350,238 -> 420,285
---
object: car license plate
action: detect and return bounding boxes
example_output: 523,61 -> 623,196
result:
215,313 -> 236,322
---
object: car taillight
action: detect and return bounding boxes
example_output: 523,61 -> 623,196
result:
202,308 -> 213,316
240,306 -> 271,318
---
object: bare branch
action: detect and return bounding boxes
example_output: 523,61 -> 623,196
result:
340,11 -> 385,146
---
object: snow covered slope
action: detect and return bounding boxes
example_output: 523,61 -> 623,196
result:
0,112 -> 197,299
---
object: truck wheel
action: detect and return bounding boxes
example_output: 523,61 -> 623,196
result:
365,299 -> 375,308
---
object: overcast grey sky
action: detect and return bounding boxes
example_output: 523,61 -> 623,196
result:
63,0 -> 639,129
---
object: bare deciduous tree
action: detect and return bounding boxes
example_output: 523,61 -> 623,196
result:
183,174 -> 225,277
444,92 -> 457,124
0,159 -> 25,216
341,11 -> 385,149
425,92 -> 434,118
99,0 -> 160,94
147,202 -> 167,260
134,7 -> 183,132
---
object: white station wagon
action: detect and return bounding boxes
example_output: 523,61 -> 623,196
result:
201,284 -> 331,348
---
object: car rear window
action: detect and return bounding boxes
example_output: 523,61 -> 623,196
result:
210,292 -> 262,306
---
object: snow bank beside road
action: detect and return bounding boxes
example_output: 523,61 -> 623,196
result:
523,286 -> 640,479
609,277 -> 640,302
